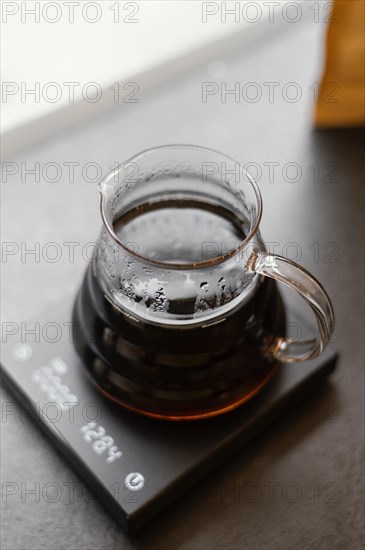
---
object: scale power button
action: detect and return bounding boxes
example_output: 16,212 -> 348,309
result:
125,472 -> 145,491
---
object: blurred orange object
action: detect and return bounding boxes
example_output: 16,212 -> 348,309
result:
315,0 -> 365,127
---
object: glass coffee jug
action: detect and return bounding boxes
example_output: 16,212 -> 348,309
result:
72,145 -> 334,420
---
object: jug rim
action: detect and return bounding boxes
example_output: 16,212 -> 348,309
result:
99,144 -> 263,270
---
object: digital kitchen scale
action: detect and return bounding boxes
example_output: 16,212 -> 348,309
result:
0,300 -> 338,534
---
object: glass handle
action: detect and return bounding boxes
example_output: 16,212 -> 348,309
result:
251,252 -> 335,363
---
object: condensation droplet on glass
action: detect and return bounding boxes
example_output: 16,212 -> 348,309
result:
218,276 -> 226,291
152,286 -> 167,312
194,296 -> 210,313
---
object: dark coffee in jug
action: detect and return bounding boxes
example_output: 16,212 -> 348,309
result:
72,197 -> 286,420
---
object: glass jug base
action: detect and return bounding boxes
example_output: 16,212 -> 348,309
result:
87,362 -> 280,421
72,265 -> 286,421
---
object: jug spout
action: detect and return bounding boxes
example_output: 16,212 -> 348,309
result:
98,170 -> 118,244
99,168 -> 117,198
99,160 -> 139,241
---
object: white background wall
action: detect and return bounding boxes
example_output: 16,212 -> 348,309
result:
1,1 -> 325,135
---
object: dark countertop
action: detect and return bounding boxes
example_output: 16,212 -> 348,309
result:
1,23 -> 364,550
